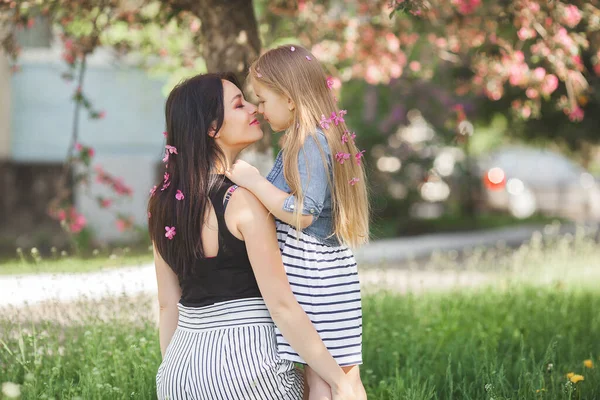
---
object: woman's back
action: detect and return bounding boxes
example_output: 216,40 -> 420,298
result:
177,177 -> 261,307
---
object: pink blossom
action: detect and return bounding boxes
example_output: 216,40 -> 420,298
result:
453,0 -> 481,15
349,177 -> 360,186
165,226 -> 176,240
526,88 -> 539,99
326,76 -> 335,90
331,110 -> 347,126
517,27 -> 535,41
568,106 -> 584,122
256,72 -> 262,78
335,152 -> 351,164
176,190 -> 185,200
165,145 -> 178,155
306,56 -> 312,61
528,2 -> 540,12
319,114 -> 331,130
355,150 -> 366,166
148,211 -> 151,219
100,198 -> 112,208
533,67 -> 546,81
342,131 -> 356,144
150,185 -> 157,196
594,64 -> 600,77
70,214 -> 86,233
409,61 -> 421,72
116,219 -> 127,232
75,143 -> 83,151
114,180 -> 133,196
163,131 -> 168,138
521,105 -> 532,119
98,111 -> 106,119
541,74 -> 559,96
57,209 -> 67,221
514,51 -> 525,63
161,181 -> 171,191
164,172 -> 170,182
88,148 -> 95,158
508,63 -> 528,87
562,5 -> 582,28
162,151 -> 169,163
365,65 -> 381,85
291,46 -> 296,52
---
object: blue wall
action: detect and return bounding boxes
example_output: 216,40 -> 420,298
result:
11,62 -> 167,161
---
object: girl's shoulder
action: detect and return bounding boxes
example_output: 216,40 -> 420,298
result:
307,127 -> 330,155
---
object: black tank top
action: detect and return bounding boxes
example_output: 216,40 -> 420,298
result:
179,177 -> 262,307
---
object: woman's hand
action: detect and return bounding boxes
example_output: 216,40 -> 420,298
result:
225,160 -> 262,189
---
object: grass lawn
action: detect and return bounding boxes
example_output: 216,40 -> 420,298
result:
0,248 -> 153,276
1,229 -> 599,399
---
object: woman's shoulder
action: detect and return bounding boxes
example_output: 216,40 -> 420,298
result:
226,186 -> 269,221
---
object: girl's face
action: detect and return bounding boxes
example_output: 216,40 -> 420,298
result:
253,81 -> 294,132
216,80 -> 263,148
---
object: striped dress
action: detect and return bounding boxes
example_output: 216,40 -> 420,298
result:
274,221 -> 363,367
156,298 -> 304,400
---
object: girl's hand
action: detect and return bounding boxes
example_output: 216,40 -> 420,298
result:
331,376 -> 357,400
225,160 -> 261,188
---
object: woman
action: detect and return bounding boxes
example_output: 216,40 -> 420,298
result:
147,73 -> 355,400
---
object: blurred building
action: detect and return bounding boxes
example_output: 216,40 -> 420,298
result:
0,18 -> 166,250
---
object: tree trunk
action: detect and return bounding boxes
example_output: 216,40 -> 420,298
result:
190,0 -> 273,173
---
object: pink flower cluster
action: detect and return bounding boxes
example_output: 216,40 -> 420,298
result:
319,110 -> 348,130
52,206 -> 87,233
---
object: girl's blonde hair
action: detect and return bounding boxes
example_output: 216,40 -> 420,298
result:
249,44 -> 369,247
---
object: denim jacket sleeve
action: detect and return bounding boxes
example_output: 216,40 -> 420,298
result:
282,133 -> 330,218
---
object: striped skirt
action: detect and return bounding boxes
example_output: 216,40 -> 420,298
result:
156,297 -> 304,400
275,221 -> 363,367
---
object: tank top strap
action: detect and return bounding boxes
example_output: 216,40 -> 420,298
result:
209,179 -> 241,247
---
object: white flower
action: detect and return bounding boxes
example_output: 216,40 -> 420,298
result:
2,382 -> 21,398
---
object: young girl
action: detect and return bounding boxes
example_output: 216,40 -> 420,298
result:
226,45 -> 369,400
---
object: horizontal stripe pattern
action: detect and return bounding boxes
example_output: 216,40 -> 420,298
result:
156,298 -> 304,399
274,222 -> 363,367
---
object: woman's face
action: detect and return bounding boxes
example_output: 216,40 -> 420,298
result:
215,80 -> 263,149
253,81 -> 294,132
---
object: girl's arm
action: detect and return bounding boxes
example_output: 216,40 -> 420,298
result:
228,187 -> 353,397
226,135 -> 328,229
238,173 -> 314,228
153,245 -> 182,357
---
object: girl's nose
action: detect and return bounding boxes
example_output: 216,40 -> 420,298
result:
247,102 -> 257,114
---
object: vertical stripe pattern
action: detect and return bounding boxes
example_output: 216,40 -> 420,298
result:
275,221 -> 363,367
156,298 -> 304,399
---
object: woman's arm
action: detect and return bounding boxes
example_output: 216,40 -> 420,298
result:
228,188 -> 351,394
153,245 -> 182,357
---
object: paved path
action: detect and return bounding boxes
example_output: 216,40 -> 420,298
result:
0,223 -> 577,308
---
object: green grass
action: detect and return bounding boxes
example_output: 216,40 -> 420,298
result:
0,247 -> 153,276
1,227 -> 599,399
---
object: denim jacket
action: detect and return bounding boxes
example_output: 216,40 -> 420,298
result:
266,128 -> 340,247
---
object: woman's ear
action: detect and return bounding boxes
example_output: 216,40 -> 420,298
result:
208,121 -> 220,138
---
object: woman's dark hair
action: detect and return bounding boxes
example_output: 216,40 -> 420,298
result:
148,72 -> 240,279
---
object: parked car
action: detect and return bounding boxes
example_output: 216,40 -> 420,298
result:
477,146 -> 600,221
